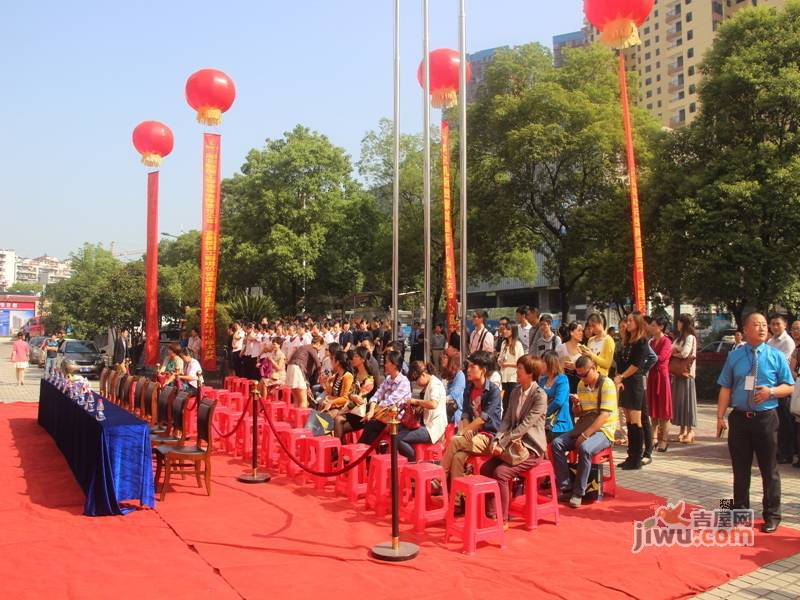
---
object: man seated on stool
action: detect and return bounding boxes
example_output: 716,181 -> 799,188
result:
441,351 -> 503,490
551,355 -> 618,508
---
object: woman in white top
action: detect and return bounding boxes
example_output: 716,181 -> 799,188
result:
396,361 -> 447,462
557,321 -> 584,393
670,314 -> 698,443
498,325 -> 525,413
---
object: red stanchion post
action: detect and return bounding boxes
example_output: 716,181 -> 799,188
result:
237,384 -> 270,484
371,409 -> 419,562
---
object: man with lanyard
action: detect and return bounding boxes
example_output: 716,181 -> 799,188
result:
717,312 -> 794,533
41,333 -> 60,377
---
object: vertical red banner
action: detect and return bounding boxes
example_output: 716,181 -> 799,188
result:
440,120 -> 459,335
200,133 -> 222,371
618,53 -> 647,312
145,171 -> 160,366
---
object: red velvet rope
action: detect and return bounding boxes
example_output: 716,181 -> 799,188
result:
211,408 -> 250,438
258,396 -> 383,477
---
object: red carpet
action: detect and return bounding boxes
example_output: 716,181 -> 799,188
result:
3,402 -> 799,600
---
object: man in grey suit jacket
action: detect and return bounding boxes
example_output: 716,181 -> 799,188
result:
480,354 -> 548,523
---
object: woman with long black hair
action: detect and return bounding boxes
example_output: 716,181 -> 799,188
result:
498,324 -> 525,412
614,312 -> 649,470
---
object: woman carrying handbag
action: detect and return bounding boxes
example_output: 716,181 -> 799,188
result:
481,355 -> 548,526
670,314 -> 698,444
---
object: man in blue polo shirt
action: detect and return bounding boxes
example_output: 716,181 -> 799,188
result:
717,312 -> 794,533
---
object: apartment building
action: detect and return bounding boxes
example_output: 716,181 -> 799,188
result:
15,255 -> 73,286
0,250 -> 16,290
586,0 -> 787,128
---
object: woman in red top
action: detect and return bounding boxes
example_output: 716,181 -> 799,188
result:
647,317 -> 673,452
10,332 -> 30,386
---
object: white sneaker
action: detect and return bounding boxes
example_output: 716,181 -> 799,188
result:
569,495 -> 582,509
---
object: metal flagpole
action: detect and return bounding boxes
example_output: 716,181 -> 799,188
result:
391,0 -> 401,345
458,0 -> 468,357
422,0 -> 432,365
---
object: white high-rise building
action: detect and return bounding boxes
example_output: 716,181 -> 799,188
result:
0,250 -> 16,290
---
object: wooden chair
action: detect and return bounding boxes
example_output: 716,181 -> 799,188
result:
107,371 -> 120,403
99,368 -> 111,397
154,398 -> 217,501
150,391 -> 191,446
151,386 -> 176,434
132,376 -> 149,416
118,375 -> 134,411
141,382 -> 159,425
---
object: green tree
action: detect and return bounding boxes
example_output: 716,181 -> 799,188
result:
5,282 -> 44,295
650,1 -> 800,325
220,125 -> 367,314
44,244 -> 144,338
468,43 -> 660,319
157,231 -> 201,320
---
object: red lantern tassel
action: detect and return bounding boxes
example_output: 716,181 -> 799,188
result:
431,89 -> 459,110
601,18 -> 641,49
195,106 -> 223,126
140,152 -> 163,168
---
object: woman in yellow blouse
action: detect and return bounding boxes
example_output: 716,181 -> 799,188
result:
318,351 -> 354,414
580,313 -> 623,444
580,313 -> 615,376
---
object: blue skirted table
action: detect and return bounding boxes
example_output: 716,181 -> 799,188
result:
37,380 -> 156,516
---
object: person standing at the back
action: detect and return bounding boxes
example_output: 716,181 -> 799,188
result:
516,305 -> 532,353
767,313 -> 797,465
113,328 -> 130,374
468,310 -> 495,354
42,333 -> 60,377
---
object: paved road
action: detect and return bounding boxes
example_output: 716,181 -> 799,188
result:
0,336 -> 797,598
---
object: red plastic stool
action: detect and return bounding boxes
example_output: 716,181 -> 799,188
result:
336,443 -> 370,501
279,386 -> 292,404
278,428 -> 312,477
366,454 -> 408,518
236,416 -> 265,460
288,406 -> 313,429
264,401 -> 289,424
235,378 -> 252,400
345,430 -> 361,446
262,421 -> 291,468
228,391 -> 245,413
303,436 -> 341,489
466,454 -> 491,476
508,460 -> 559,530
445,475 -> 505,555
224,376 -> 237,392
214,390 -> 231,409
400,462 -> 448,533
414,442 -> 444,463
566,446 -> 616,497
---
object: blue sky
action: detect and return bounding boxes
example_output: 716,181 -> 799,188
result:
1,0 -> 583,259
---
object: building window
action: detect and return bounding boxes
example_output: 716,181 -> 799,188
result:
646,77 -> 652,85
686,12 -> 692,22
645,38 -> 651,47
689,102 -> 697,113
645,52 -> 651,60
687,30 -> 693,40
647,90 -> 653,98
647,103 -> 653,110
689,83 -> 696,94
646,65 -> 652,73
688,48 -> 694,58
658,100 -> 663,108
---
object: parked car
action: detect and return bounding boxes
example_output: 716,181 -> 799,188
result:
28,336 -> 46,368
695,340 -> 735,401
55,339 -> 106,379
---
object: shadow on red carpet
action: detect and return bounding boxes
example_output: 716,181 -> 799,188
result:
3,402 -> 799,600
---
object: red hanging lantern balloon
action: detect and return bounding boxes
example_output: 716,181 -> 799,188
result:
417,48 -> 472,109
584,0 -> 654,49
132,121 -> 174,168
185,68 -> 236,126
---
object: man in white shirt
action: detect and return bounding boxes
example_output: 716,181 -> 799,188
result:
177,348 -> 203,393
469,310 -> 495,354
299,324 -> 312,346
231,322 -> 245,377
243,323 -> 263,379
516,305 -> 532,353
767,313 -> 798,465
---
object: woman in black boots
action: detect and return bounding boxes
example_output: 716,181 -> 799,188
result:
614,312 -> 649,470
